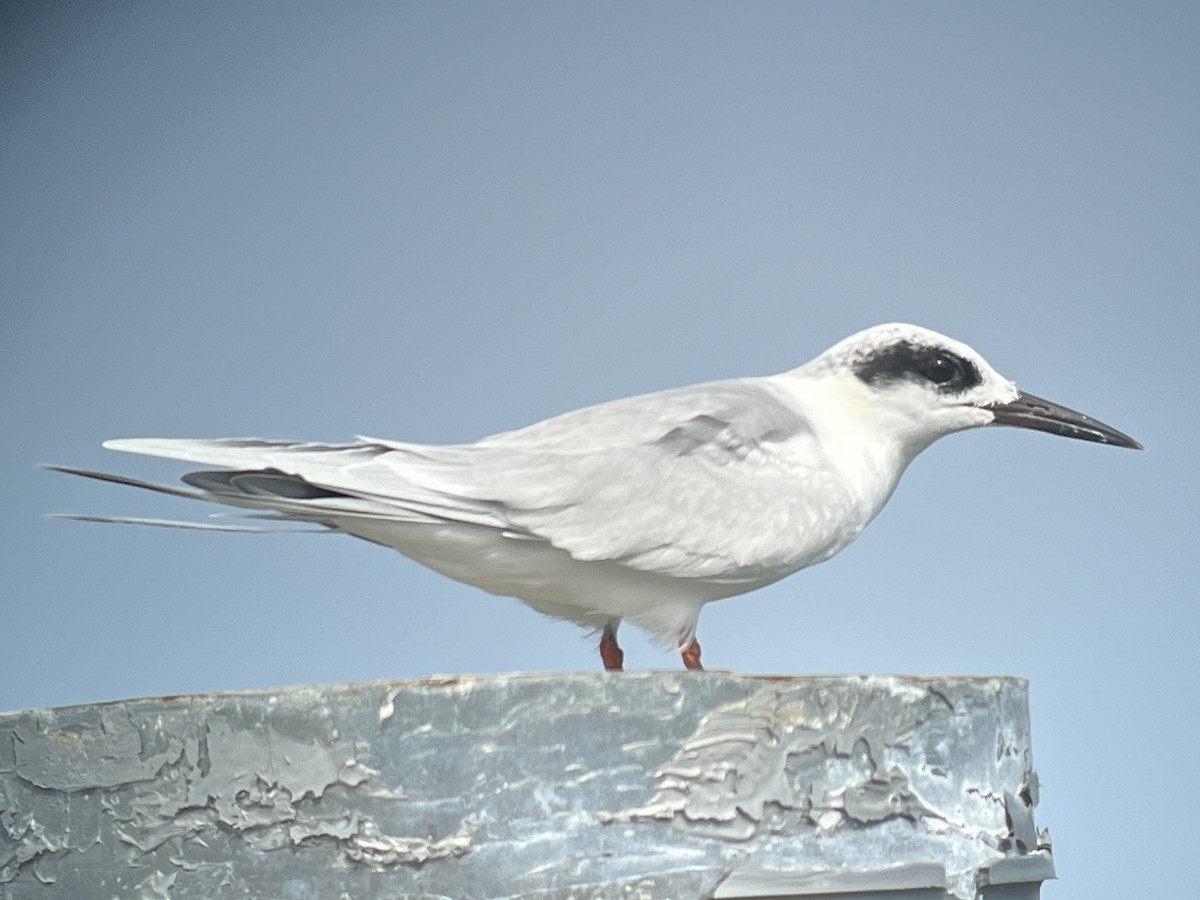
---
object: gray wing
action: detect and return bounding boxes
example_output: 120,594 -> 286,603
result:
86,377 -> 844,580
462,380 -> 841,579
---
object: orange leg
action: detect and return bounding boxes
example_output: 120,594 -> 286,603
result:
680,637 -> 703,670
600,624 -> 624,671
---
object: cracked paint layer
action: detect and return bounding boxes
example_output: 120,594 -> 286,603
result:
0,673 -> 1052,899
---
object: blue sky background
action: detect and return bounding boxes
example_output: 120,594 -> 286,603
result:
2,3 -> 1196,897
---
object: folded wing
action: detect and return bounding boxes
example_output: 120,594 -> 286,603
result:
76,378 -> 842,580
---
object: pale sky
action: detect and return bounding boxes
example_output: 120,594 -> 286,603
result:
3,3 -> 1196,898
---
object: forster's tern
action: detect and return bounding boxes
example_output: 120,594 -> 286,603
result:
50,323 -> 1141,670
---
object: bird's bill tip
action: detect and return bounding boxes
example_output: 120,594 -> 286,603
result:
987,391 -> 1143,450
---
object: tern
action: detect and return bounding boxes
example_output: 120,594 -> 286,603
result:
50,323 -> 1141,670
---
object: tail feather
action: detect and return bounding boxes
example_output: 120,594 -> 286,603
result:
41,464 -> 211,502
47,512 -> 322,533
44,461 -> 443,526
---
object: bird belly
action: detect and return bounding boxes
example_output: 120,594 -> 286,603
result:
334,518 -> 776,645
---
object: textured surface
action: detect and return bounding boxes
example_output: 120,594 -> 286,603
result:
0,673 -> 1052,899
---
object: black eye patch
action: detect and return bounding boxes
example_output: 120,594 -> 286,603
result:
854,341 -> 982,394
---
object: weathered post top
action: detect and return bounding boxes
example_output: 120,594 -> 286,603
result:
1,672 -> 1052,899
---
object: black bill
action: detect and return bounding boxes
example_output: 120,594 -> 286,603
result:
988,391 -> 1143,450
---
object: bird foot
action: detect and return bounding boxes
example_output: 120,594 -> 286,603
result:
680,638 -> 703,670
600,627 -> 624,671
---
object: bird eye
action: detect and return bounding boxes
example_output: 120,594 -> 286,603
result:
854,341 -> 982,394
922,354 -> 958,385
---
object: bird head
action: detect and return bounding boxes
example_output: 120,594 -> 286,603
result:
801,323 -> 1142,456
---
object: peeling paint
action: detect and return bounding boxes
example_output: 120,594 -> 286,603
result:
134,870 -> 177,900
595,676 -> 1046,899
344,813 -> 480,867
601,678 -> 950,839
13,704 -> 185,791
0,673 -> 1050,899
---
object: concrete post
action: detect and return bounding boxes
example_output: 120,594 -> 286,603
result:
0,673 -> 1053,899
